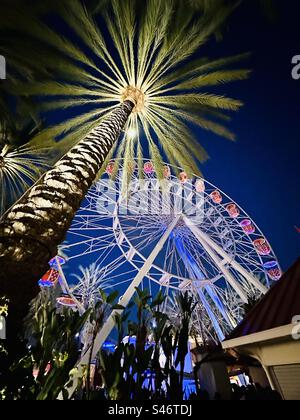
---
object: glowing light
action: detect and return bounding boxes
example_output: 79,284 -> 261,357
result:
240,219 -> 255,234
263,261 -> 278,270
39,269 -> 60,288
103,341 -> 116,351
210,190 -> 223,204
144,161 -> 154,175
253,238 -> 271,256
179,172 -> 188,184
226,203 -> 240,218
126,127 -> 138,140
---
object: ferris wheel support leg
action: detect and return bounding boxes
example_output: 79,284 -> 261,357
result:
70,215 -> 181,378
196,288 -> 225,341
61,216 -> 179,399
183,216 -> 268,296
183,216 -> 249,303
204,284 -> 237,329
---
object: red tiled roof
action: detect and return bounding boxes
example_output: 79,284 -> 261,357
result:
227,258 -> 300,339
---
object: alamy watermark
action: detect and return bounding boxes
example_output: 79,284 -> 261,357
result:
292,55 -> 300,80
94,176 -> 205,225
0,55 -> 6,80
291,316 -> 300,340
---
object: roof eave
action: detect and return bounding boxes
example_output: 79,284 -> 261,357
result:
222,323 -> 296,350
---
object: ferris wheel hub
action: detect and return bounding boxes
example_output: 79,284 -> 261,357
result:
61,158 -> 281,342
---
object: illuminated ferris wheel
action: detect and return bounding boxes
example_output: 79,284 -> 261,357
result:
45,159 -> 281,344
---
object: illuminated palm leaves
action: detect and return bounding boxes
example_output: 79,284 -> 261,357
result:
71,263 -> 113,309
8,0 -> 249,177
0,143 -> 48,216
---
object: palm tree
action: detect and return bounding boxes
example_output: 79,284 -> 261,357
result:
0,0 -> 249,344
0,122 -> 50,217
70,263 -> 114,311
0,47 -> 58,218
174,292 -> 196,392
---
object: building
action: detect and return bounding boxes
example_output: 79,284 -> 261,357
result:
222,258 -> 300,400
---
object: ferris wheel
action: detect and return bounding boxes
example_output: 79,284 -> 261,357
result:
49,158 -> 281,344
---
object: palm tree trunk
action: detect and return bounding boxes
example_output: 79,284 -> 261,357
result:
180,361 -> 184,395
0,100 -> 134,354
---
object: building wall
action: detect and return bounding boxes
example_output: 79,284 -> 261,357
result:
197,359 -> 232,400
233,338 -> 300,400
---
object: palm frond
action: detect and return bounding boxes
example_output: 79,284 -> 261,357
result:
0,142 -> 49,216
0,0 -> 250,177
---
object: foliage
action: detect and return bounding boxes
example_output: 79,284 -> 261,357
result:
0,98 -> 54,216
0,0 -> 249,181
71,288 -> 197,401
0,0 -> 277,213
174,292 -> 197,390
0,290 -> 89,400
70,263 -> 114,310
0,288 -> 197,400
0,141 -> 49,217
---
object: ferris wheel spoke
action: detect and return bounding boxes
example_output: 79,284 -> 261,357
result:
59,158 -> 280,344
194,288 -> 225,341
185,234 -> 212,278
93,246 -> 123,269
184,216 -> 268,295
64,233 -> 116,248
64,242 -> 117,260
184,217 -> 249,302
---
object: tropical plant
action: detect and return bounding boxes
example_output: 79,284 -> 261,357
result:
98,289 -> 196,401
0,141 -> 49,217
174,292 -> 197,392
242,292 -> 262,316
70,263 -> 114,310
0,0 -> 249,346
0,289 -> 90,400
1,287 -> 205,400
77,288 -> 122,400
0,95 -> 51,216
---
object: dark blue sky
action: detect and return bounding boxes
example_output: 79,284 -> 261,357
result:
39,1 -> 299,272
198,1 -> 300,270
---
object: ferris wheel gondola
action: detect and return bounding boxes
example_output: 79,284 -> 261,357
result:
49,159 -> 281,343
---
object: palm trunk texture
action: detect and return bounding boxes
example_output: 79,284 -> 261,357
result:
0,100 -> 134,353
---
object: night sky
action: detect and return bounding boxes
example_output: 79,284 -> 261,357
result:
5,0 -> 299,273
60,1 -> 300,273
196,0 -> 300,271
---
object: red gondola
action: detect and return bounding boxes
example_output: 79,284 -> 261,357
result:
210,190 -> 223,204
263,261 -> 282,281
106,161 -> 115,176
253,238 -> 271,256
57,296 -> 78,308
226,203 -> 240,218
39,269 -> 60,288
